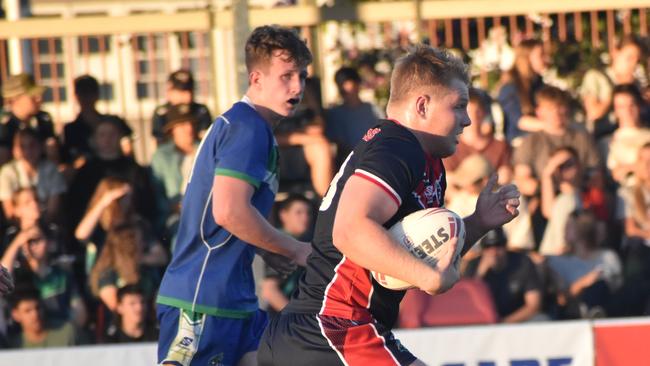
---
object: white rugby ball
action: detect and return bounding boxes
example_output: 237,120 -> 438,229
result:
371,207 -> 466,290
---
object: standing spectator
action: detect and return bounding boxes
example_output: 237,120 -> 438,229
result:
0,128 -> 66,224
67,118 -> 155,230
539,147 -> 583,255
605,84 -> 650,185
150,104 -> 199,246
274,77 -> 334,197
444,87 -> 512,185
151,69 -> 212,144
463,228 -> 543,323
1,224 -> 86,327
0,74 -> 54,165
8,289 -> 79,348
63,75 -> 132,165
105,285 -> 158,343
579,35 -> 646,129
261,194 -> 313,314
325,66 -> 381,165
497,39 -> 546,144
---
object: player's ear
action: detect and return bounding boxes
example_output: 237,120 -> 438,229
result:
415,94 -> 430,118
249,69 -> 262,89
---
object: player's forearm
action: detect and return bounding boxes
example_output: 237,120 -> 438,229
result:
460,214 -> 489,257
333,216 -> 439,291
215,202 -> 302,260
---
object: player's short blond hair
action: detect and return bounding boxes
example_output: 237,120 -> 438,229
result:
388,45 -> 469,105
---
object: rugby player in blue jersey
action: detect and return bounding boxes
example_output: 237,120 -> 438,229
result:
156,25 -> 313,366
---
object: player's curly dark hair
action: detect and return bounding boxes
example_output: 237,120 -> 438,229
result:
387,45 -> 469,106
245,25 -> 312,72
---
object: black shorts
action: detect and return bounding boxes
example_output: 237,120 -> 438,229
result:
258,312 -> 416,366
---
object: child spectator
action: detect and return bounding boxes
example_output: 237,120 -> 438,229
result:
89,223 -> 161,312
104,284 -> 157,343
0,128 -> 66,224
606,84 -> 650,185
261,194 -> 313,314
580,35 -> 646,128
539,147 -> 584,255
150,104 -> 199,248
8,288 -> 79,348
1,223 -> 86,327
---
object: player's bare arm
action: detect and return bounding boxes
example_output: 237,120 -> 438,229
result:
212,175 -> 311,266
333,174 -> 459,295
462,174 -> 521,257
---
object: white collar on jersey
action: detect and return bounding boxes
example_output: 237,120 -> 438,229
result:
241,95 -> 256,110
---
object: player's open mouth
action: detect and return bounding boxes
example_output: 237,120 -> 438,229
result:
287,98 -> 300,106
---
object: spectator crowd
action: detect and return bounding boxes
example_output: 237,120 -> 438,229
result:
1,31 -> 650,350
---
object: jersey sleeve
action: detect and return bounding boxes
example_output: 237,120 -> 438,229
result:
353,134 -> 422,207
214,119 -> 270,189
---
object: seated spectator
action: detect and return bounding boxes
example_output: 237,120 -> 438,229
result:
105,285 -> 157,343
539,147 -> 584,255
1,224 -> 86,327
616,143 -> 650,313
89,223 -> 161,312
261,194 -> 313,314
496,39 -> 545,144
75,177 -> 167,274
67,118 -> 156,231
514,86 -> 602,198
545,210 -> 620,319
463,228 -> 543,323
579,35 -> 646,130
325,67 -> 381,165
0,74 -> 55,165
1,188 -> 52,253
152,69 -> 212,144
447,154 -> 535,259
63,75 -> 132,165
274,77 -> 333,197
0,128 -> 66,224
606,84 -> 650,185
8,288 -> 79,348
444,87 -> 512,185
151,104 -> 199,246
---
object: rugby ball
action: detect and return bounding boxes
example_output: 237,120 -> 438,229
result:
371,207 -> 465,290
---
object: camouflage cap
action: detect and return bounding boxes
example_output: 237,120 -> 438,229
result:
2,73 -> 46,99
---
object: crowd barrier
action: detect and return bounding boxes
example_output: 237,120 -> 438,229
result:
0,317 -> 648,366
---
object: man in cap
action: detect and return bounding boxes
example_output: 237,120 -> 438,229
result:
150,103 -> 199,247
151,69 -> 212,144
0,73 -> 55,164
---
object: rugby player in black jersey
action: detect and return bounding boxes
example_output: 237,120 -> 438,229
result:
258,45 -> 521,366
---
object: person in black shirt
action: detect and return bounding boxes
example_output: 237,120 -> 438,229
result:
105,285 -> 158,343
259,45 -> 521,366
0,73 -> 55,165
151,70 -> 212,144
463,228 -> 543,323
63,75 -> 132,164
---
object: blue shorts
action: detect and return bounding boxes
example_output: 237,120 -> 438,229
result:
157,304 -> 268,366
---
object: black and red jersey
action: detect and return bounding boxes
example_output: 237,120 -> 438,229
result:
285,119 -> 447,329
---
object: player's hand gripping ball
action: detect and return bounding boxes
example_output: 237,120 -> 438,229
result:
372,208 -> 466,290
